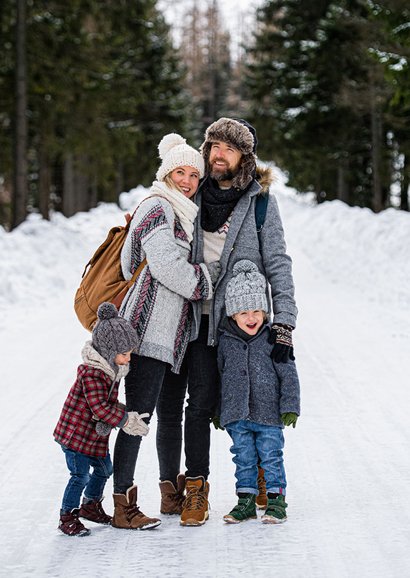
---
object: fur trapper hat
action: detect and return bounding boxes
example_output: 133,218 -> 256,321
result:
225,260 -> 268,317
200,118 -> 258,190
156,133 -> 204,182
91,303 -> 137,370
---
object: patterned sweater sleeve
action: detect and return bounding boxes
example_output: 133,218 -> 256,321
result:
123,197 -> 212,301
82,369 -> 126,427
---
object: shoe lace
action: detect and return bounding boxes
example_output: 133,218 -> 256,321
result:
125,504 -> 143,521
183,487 -> 207,511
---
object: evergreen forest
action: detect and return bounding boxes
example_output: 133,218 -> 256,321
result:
0,0 -> 409,230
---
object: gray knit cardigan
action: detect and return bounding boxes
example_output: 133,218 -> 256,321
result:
120,195 -> 212,373
190,167 -> 298,345
217,323 -> 301,428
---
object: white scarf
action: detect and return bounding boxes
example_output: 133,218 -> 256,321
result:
150,180 -> 198,243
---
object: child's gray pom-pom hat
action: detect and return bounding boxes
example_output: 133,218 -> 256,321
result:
225,260 -> 268,317
91,302 -> 138,369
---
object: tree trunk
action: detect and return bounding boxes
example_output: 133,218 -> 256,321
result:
38,146 -> 50,220
337,156 -> 350,204
400,154 -> 409,211
370,83 -> 383,213
12,0 -> 28,229
62,154 -> 90,217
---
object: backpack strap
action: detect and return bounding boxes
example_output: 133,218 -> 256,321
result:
255,193 -> 269,245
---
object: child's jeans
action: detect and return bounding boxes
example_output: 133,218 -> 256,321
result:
225,420 -> 287,496
61,446 -> 113,512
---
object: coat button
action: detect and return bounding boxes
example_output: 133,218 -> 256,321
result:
241,369 -> 247,376
243,345 -> 247,350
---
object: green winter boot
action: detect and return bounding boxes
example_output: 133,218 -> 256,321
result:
261,493 -> 288,524
223,493 -> 257,524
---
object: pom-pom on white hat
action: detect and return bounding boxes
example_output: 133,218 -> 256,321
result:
155,133 -> 205,181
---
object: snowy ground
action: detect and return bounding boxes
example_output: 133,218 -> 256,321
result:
1,175 -> 409,578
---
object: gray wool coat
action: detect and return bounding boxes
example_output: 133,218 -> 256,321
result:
190,167 -> 298,345
217,323 -> 301,428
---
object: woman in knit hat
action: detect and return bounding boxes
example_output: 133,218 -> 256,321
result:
53,303 -> 155,536
112,134 -> 220,528
217,260 -> 301,525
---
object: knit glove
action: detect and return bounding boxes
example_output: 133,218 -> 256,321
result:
281,412 -> 298,428
268,324 -> 295,363
95,421 -> 112,436
207,261 -> 221,285
210,416 -> 225,431
122,411 -> 150,437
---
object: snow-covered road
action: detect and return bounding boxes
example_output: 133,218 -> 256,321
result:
1,185 -> 409,578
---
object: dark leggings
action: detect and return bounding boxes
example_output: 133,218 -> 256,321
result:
113,353 -> 168,494
156,316 -> 220,481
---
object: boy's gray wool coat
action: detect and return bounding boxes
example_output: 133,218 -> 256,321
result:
217,324 -> 301,428
190,166 -> 298,345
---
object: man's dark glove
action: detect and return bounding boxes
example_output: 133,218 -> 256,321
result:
210,416 -> 225,431
281,412 -> 298,428
268,324 -> 295,363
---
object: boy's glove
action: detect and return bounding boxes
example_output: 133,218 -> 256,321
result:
207,261 -> 221,285
281,412 -> 298,428
268,324 -> 295,363
210,416 -> 225,431
122,411 -> 150,437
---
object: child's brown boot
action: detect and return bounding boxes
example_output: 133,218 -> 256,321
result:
79,498 -> 112,524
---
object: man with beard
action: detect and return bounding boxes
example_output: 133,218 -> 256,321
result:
155,118 -> 298,526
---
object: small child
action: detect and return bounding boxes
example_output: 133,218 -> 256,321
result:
218,260 -> 301,524
54,302 -> 151,536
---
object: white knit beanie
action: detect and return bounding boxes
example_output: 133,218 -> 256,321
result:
225,260 -> 268,317
155,133 -> 205,182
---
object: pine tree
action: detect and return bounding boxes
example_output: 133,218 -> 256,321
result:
245,0 -> 408,210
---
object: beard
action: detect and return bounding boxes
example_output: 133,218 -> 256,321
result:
209,158 -> 240,183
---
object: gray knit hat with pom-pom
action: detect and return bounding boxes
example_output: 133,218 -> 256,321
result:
225,260 -> 268,317
91,302 -> 137,369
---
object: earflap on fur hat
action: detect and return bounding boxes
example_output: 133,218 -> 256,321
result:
91,302 -> 137,370
225,260 -> 268,317
156,133 -> 204,182
200,118 -> 258,190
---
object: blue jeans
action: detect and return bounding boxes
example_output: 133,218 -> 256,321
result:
61,446 -> 113,512
225,420 -> 287,495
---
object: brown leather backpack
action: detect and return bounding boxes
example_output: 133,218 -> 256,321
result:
74,211 -> 146,331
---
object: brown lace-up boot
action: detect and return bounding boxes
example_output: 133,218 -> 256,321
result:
180,476 -> 209,526
255,466 -> 267,509
159,473 -> 186,515
79,498 -> 112,524
112,485 -> 161,530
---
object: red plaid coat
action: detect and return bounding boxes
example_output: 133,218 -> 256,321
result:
53,364 -> 126,457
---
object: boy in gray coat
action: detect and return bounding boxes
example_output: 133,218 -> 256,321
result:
218,260 -> 301,524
